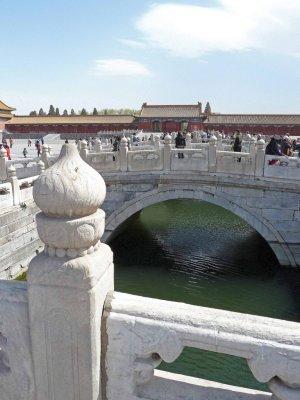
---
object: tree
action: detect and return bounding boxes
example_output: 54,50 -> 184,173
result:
70,108 -> 75,115
55,107 -> 60,116
48,105 -> 55,116
39,108 -> 46,116
29,111 -> 37,116
92,107 -> 98,115
104,109 -> 108,115
80,108 -> 87,116
63,109 -> 68,116
204,101 -> 211,115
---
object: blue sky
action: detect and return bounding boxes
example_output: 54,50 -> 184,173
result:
1,0 -> 300,114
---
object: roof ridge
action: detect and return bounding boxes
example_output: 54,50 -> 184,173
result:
0,100 -> 15,111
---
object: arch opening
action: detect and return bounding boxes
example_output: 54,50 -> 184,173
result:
104,187 -> 295,268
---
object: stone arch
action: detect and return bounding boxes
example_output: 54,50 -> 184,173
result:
104,187 -> 296,267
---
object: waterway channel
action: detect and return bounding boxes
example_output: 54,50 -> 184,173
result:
110,199 -> 300,391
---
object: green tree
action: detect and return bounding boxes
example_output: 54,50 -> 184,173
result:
80,108 -> 87,116
48,105 -> 55,116
70,108 -> 75,115
55,107 -> 60,116
29,110 -> 37,116
92,107 -> 98,115
63,109 -> 68,116
204,102 -> 211,114
38,108 -> 46,116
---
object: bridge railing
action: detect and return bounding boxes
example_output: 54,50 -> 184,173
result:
1,137 -> 299,185
105,291 -> 300,400
0,143 -> 299,400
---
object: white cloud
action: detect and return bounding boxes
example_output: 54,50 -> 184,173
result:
92,59 -> 152,77
118,38 -> 147,49
136,0 -> 300,57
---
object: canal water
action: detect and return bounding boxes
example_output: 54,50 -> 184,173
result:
110,199 -> 300,392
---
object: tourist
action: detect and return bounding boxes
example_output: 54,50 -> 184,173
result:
175,132 -> 186,159
4,145 -> 11,160
28,139 -> 32,147
23,148 -> 28,158
265,136 -> 282,165
233,131 -> 242,152
281,136 -> 293,156
36,140 -> 41,157
9,138 -> 13,148
65,139 -> 69,144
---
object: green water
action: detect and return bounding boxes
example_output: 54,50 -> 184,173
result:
110,200 -> 300,391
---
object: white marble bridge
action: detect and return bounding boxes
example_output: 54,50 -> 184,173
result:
0,143 -> 299,400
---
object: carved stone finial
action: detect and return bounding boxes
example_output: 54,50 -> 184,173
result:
164,134 -> 172,144
32,144 -> 107,258
209,134 -> 217,143
0,147 -> 7,158
33,143 -> 106,218
7,165 -> 16,178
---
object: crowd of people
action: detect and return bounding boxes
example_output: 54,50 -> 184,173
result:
1,131 -> 299,163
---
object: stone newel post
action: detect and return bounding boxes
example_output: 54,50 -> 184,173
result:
119,136 -> 128,172
7,165 -> 20,206
41,145 -> 50,168
255,139 -> 266,177
27,144 -> 114,400
80,139 -> 89,160
185,132 -> 192,148
208,134 -> 217,172
95,138 -> 102,152
163,134 -> 172,170
0,146 -> 7,181
154,135 -> 160,150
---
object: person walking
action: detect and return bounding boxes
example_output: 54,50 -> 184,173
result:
233,131 -> 242,152
175,132 -> 186,159
36,140 -> 41,157
23,148 -> 28,158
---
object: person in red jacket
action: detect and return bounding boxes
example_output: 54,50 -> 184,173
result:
4,145 -> 11,160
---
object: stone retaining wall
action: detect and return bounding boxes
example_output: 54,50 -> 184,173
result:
0,201 -> 43,279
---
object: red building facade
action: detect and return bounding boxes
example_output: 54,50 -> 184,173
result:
4,101 -> 300,137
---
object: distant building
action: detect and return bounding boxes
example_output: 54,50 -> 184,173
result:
4,100 -> 300,137
138,102 -> 205,132
0,100 -> 15,130
6,115 -> 137,139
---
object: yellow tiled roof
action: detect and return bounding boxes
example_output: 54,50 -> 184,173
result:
205,114 -> 300,125
7,115 -> 135,125
0,100 -> 15,112
140,104 -> 203,118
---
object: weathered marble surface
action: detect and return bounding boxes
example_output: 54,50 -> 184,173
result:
0,280 -> 34,400
104,291 -> 300,400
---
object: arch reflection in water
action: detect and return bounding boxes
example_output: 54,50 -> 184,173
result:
109,199 -> 300,391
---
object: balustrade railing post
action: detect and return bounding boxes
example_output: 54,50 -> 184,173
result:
163,134 -> 172,170
254,139 -> 266,177
0,146 -> 7,181
154,135 -> 160,150
216,132 -> 223,150
80,139 -> 89,160
27,144 -> 114,400
249,137 -> 256,155
95,138 -> 102,152
41,145 -> 50,168
119,136 -> 128,172
186,132 -> 192,148
7,165 -> 20,206
208,134 -> 217,172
